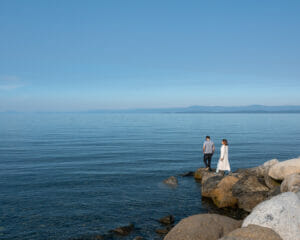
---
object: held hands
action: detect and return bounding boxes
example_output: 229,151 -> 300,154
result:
220,158 -> 224,161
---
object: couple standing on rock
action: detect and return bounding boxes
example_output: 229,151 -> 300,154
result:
203,136 -> 231,173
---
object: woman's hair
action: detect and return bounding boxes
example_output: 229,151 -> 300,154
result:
222,139 -> 228,146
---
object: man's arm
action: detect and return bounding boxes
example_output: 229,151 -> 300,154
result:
212,143 -> 215,154
203,143 -> 205,153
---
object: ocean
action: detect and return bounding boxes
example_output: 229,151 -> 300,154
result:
1,113 -> 300,240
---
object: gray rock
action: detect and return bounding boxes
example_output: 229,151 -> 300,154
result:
269,158 -> 300,180
242,192 -> 300,240
164,214 -> 241,240
163,176 -> 178,186
219,224 -> 283,240
281,173 -> 300,193
232,175 -> 269,212
201,175 -> 224,198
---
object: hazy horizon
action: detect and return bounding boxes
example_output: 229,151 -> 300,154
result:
1,1 -> 300,111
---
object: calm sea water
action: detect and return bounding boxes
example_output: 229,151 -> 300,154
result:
1,113 -> 300,240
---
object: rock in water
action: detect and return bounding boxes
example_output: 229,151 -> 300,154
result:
159,215 -> 175,225
112,224 -> 134,236
220,224 -> 283,240
232,175 -> 269,212
268,158 -> 300,180
211,175 -> 239,208
180,171 -> 194,177
156,226 -> 173,235
163,176 -> 178,186
164,213 -> 241,240
242,192 -> 300,240
281,173 -> 300,193
133,237 -> 143,240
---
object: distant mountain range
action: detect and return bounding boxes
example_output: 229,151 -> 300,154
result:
87,105 -> 300,113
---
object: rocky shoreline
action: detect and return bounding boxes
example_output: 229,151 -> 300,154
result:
72,157 -> 300,240
164,157 -> 300,240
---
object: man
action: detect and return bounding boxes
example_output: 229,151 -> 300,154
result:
203,136 -> 215,171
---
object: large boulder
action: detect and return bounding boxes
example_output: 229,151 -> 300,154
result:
201,175 -> 224,198
164,214 -> 241,240
268,158 -> 300,180
232,175 -> 269,212
211,176 -> 239,208
242,192 -> 300,240
219,224 -> 282,240
281,173 -> 300,193
236,159 -> 279,178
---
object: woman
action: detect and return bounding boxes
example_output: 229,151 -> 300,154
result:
216,139 -> 231,173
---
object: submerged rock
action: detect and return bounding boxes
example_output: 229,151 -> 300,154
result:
156,226 -> 173,235
242,192 -> 300,240
180,171 -> 194,177
133,237 -> 143,240
268,158 -> 300,180
112,223 -> 134,236
159,215 -> 175,225
164,213 -> 241,240
280,173 -> 300,193
220,224 -> 283,240
163,176 -> 178,187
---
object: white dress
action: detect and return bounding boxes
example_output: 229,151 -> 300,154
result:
216,145 -> 231,172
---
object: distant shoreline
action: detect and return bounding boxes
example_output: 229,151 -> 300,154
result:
2,105 -> 300,114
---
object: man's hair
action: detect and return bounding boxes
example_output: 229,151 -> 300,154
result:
206,136 -> 210,139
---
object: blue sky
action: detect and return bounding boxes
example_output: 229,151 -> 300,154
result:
0,0 -> 300,111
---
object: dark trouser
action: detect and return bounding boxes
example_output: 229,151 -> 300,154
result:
203,153 -> 213,170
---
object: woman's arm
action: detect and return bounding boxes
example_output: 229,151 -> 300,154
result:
220,146 -> 225,160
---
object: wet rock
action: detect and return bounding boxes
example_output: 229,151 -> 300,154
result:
281,173 -> 300,193
201,175 -> 224,198
220,224 -> 283,240
164,213 -> 241,240
211,175 -> 239,208
269,158 -> 300,180
156,226 -> 173,235
112,223 -> 134,236
194,167 -> 208,180
232,175 -> 269,212
159,215 -> 174,225
163,176 -> 178,186
180,171 -> 194,177
69,235 -> 104,240
243,192 -> 300,240
133,236 -> 143,240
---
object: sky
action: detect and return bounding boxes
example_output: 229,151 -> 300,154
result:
0,0 -> 300,111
